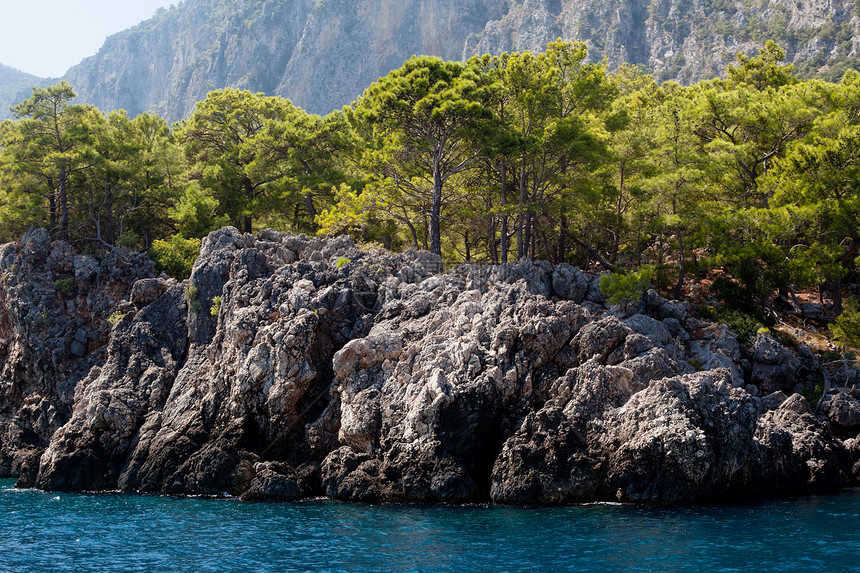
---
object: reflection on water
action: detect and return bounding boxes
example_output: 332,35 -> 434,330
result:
2,480 -> 859,572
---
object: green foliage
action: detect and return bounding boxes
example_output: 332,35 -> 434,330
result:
107,310 -> 123,325
117,230 -> 139,248
335,256 -> 351,269
599,265 -> 654,305
148,235 -> 201,280
713,308 -> 768,343
801,381 -> 825,405
210,295 -> 222,316
710,277 -> 756,312
53,278 -> 75,294
704,276 -> 774,342
832,297 -> 860,348
3,43 -> 860,355
184,284 -> 202,313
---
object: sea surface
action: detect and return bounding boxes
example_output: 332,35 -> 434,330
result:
2,479 -> 859,572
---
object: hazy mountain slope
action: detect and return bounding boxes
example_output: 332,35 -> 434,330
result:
469,0 -> 860,83
62,0 -> 508,121
0,64 -> 45,119
46,0 -> 860,121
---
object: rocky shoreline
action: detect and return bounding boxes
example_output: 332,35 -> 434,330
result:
1,227 -> 859,504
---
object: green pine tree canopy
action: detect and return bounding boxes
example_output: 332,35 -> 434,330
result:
1,41 -> 858,317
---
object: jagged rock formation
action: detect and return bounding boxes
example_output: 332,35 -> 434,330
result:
48,0 -> 860,121
0,228 -> 155,484
3,227 -> 858,504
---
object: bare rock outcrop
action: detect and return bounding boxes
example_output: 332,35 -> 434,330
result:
0,228 -> 154,484
3,226 -> 857,504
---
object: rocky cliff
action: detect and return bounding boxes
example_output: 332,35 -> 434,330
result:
2,227 -> 858,504
54,0 -> 860,121
0,229 -> 155,481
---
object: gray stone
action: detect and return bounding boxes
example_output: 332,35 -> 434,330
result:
131,278 -> 168,309
552,264 -> 588,303
818,390 -> 860,431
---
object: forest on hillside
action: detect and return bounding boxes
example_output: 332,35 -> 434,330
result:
1,40 -> 859,336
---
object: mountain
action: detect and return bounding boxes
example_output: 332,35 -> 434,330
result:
0,64 -> 45,119
33,0 -> 860,120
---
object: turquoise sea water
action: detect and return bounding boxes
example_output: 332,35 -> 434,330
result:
2,479 -> 859,573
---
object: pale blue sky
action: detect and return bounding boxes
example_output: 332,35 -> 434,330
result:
0,0 -> 176,77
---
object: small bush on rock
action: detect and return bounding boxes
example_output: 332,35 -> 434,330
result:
335,256 -> 351,269
600,265 -> 654,305
184,284 -> 202,312
53,278 -> 74,293
149,234 -> 201,280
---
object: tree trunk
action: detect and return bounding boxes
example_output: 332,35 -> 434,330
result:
524,212 -> 533,260
105,182 -> 114,245
539,228 -> 554,265
429,156 -> 443,256
48,186 -> 57,232
500,156 -> 509,264
304,193 -> 318,232
517,154 -> 526,259
488,215 -> 498,264
243,177 -> 254,233
59,168 -> 69,241
612,165 -> 626,264
670,228 -> 686,300
557,213 -> 567,263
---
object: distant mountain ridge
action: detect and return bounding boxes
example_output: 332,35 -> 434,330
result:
0,64 -> 46,119
6,0 -> 860,121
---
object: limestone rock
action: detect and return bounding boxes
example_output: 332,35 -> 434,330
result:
0,230 -> 153,484
4,226 -> 857,506
750,333 -> 801,394
818,389 -> 860,435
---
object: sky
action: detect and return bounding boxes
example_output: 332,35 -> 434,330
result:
0,0 -> 176,78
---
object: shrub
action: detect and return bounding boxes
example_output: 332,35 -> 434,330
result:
210,295 -> 222,316
801,381 -> 824,405
148,235 -> 201,280
184,284 -> 202,312
599,265 -> 654,305
832,297 -> 860,348
53,278 -> 74,293
117,230 -> 139,248
711,276 -> 755,313
717,308 -> 767,343
107,310 -> 123,325
335,256 -> 351,269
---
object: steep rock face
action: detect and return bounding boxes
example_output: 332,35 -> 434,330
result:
33,228 -> 445,494
471,0 -> 860,82
34,281 -> 187,490
55,0 -> 860,122
11,226 -> 860,503
0,229 -> 154,483
63,0 -> 507,121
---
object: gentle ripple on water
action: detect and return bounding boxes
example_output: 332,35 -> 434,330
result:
2,479 -> 860,572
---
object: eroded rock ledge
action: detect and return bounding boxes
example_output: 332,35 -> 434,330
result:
2,227 -> 859,504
